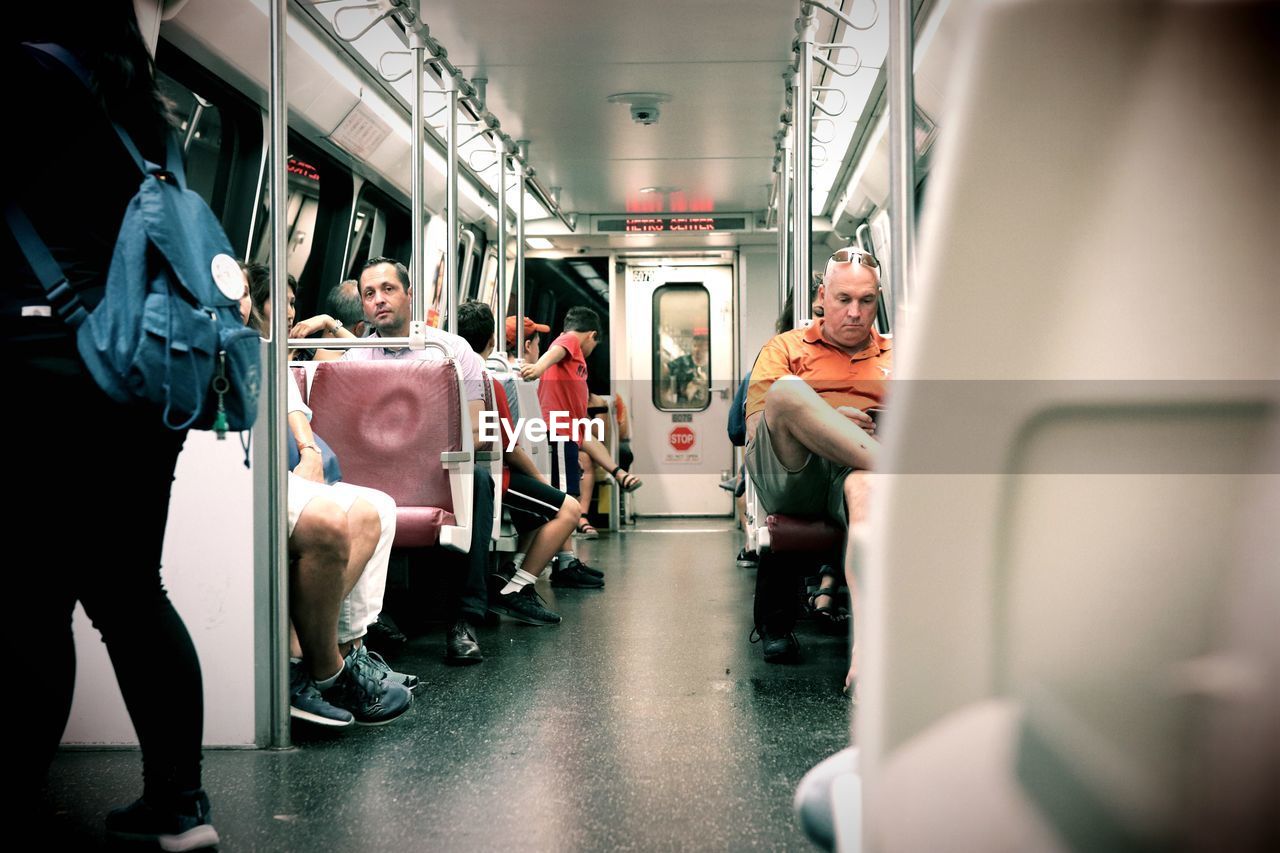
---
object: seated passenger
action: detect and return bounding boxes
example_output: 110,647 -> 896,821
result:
326,278 -> 368,338
343,257 -> 494,664
243,264 -> 357,362
745,249 -> 888,687
458,301 -> 603,598
244,274 -> 414,726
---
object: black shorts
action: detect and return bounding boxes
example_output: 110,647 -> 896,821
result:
505,472 -> 569,534
549,439 -> 581,497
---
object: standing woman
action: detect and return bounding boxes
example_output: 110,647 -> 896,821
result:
4,2 -> 219,848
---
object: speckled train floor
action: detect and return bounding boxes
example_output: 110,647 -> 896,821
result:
45,517 -> 851,851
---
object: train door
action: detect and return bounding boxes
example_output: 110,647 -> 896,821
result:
625,263 -> 735,516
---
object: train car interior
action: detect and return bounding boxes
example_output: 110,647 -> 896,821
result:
26,0 -> 1276,850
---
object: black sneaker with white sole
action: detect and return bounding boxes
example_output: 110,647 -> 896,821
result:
489,581 -> 562,625
551,558 -> 606,589
321,660 -> 413,726
551,555 -> 604,579
289,661 -> 355,728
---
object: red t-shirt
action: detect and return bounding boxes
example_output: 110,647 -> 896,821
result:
536,332 -> 589,436
491,376 -> 516,493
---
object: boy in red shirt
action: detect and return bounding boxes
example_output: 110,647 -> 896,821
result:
519,307 -> 641,522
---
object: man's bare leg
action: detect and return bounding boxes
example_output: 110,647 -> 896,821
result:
842,472 -> 872,694
756,375 -> 879,470
290,499 -> 350,680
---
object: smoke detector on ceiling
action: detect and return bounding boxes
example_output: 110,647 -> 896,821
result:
608,92 -> 672,126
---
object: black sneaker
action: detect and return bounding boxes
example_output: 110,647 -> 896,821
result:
749,626 -> 800,663
551,558 -> 606,589
736,548 -> 759,568
106,790 -> 219,851
322,660 -> 413,726
364,613 -> 408,656
489,581 -> 562,625
552,555 -> 604,579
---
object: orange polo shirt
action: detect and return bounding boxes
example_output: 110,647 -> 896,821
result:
745,321 -> 892,420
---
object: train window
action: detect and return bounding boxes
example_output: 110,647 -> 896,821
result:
478,248 -> 499,314
345,183 -> 411,283
653,284 -> 711,412
155,71 -> 224,209
249,153 -> 321,282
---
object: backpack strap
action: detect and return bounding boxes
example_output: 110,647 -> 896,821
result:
2,202 -> 90,328
25,42 -> 180,183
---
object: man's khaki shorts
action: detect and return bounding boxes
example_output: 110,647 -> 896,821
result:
745,417 -> 851,526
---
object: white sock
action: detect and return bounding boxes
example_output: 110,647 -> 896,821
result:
512,552 -> 527,571
501,568 -> 540,596
555,550 -> 575,570
315,664 -> 343,690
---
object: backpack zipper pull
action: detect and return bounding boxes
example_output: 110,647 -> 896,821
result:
212,350 -> 230,440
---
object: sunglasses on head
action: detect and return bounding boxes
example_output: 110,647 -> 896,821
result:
829,247 -> 880,269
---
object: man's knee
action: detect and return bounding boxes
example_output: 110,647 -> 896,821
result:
293,499 -> 350,561
559,494 -> 581,519
764,374 -> 813,416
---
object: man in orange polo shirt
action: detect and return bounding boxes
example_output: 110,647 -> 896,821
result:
745,247 -> 888,674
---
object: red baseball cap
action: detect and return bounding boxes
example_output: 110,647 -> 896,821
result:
505,315 -> 550,346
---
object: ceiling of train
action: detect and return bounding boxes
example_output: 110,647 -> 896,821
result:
303,0 -> 893,249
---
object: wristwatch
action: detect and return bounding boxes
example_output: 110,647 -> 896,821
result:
299,443 -> 321,454
328,319 -> 343,333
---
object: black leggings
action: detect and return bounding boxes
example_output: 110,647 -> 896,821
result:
15,363 -> 204,804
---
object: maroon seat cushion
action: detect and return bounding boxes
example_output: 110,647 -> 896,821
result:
394,506 -> 456,548
766,514 -> 845,555
307,360 -> 464,546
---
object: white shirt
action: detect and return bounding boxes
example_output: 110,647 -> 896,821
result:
340,325 -> 487,402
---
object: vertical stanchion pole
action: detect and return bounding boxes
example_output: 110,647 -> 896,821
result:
267,0 -> 290,750
409,11 -> 425,324
515,142 -> 528,355
794,10 -> 816,330
778,127 -> 791,315
495,134 -> 508,356
445,74 -> 459,334
888,0 -> 916,315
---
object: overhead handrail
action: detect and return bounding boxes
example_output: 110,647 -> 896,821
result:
815,45 -> 863,77
332,2 -> 396,42
812,116 -> 836,144
812,86 -> 848,117
320,0 -> 574,232
812,144 -> 829,168
804,0 -> 880,32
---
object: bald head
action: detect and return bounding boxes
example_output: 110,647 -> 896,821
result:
818,260 -> 880,353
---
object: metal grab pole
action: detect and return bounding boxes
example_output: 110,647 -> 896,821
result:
409,7 -> 425,325
445,74 -> 459,334
888,0 -> 916,316
495,134 -> 507,356
778,128 -> 791,316
267,0 -> 290,750
795,10 -> 816,331
515,153 -> 526,356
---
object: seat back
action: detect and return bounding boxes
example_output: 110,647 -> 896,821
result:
308,359 -> 462,512
858,0 -> 1279,843
512,375 -> 552,481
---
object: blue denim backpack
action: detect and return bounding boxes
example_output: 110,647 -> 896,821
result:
4,43 -> 260,437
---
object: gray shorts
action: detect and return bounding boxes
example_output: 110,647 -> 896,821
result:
745,417 -> 851,526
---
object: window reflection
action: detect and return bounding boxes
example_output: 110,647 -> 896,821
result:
653,285 -> 711,411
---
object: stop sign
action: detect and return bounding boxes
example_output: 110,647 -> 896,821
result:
668,425 -> 696,451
